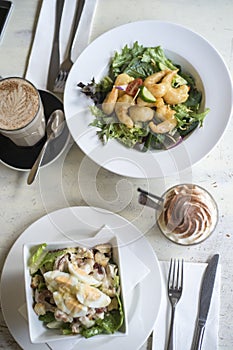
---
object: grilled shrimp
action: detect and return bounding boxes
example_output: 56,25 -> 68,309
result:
115,94 -> 134,128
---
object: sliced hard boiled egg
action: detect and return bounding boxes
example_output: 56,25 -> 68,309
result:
43,270 -> 78,293
76,282 -> 111,308
68,262 -> 101,286
53,291 -> 88,317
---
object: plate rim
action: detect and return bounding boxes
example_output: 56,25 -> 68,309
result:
0,205 -> 162,350
64,20 -> 233,178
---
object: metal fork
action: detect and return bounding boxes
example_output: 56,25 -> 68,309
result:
53,0 -> 85,93
167,258 -> 184,350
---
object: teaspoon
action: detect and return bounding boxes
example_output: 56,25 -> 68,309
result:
27,109 -> 65,185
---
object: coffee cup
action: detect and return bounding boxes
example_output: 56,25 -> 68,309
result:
0,77 -> 46,146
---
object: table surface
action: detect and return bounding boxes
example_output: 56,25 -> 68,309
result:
0,1 -> 233,349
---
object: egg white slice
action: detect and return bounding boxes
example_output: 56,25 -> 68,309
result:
43,270 -> 78,293
53,291 -> 88,317
76,282 -> 111,308
68,262 -> 101,287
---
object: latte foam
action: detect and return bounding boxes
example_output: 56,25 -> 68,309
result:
0,78 -> 39,130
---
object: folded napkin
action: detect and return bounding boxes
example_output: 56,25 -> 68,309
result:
25,0 -> 97,90
19,225 -> 150,350
153,260 -> 221,350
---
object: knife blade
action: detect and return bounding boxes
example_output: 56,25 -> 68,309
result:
191,254 -> 219,350
47,0 -> 65,91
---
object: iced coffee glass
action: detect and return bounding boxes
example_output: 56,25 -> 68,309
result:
156,184 -> 218,245
0,77 -> 45,146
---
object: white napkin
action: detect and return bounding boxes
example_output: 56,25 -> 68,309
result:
25,0 -> 97,90
152,261 -> 221,350
19,225 -> 150,350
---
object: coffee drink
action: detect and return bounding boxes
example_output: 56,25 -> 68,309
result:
0,77 -> 45,146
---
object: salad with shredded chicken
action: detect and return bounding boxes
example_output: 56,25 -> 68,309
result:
28,243 -> 124,338
78,41 -> 209,150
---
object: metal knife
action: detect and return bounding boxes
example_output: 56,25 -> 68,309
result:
191,254 -> 219,350
47,0 -> 65,91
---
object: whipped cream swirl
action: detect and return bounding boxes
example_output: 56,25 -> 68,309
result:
157,184 -> 218,245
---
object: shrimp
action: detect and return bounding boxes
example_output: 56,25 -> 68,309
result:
102,73 -> 134,114
144,70 -> 170,98
115,94 -> 134,128
149,98 -> 177,134
102,87 -> 118,115
136,96 -> 157,107
129,105 -> 154,122
149,118 -> 177,134
163,84 -> 189,104
160,69 -> 189,104
114,73 -> 134,97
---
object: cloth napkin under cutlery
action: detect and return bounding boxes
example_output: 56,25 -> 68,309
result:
153,260 -> 221,350
25,0 -> 97,90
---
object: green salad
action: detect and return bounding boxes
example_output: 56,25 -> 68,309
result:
78,41 -> 209,150
29,243 -> 124,338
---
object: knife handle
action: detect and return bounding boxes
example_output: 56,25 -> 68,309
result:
54,0 -> 65,43
191,321 -> 205,350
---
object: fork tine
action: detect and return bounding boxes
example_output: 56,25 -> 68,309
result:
168,258 -> 173,289
167,258 -> 184,350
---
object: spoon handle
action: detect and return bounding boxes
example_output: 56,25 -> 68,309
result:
27,137 -> 51,185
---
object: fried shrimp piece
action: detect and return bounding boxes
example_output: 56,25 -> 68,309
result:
114,73 -> 134,86
144,70 -> 170,98
114,73 -> 134,97
136,96 -> 157,107
102,87 -> 118,115
161,69 -> 189,104
149,98 -> 177,134
149,118 -> 177,134
102,73 -> 134,114
115,94 -> 134,128
129,105 -> 154,122
163,84 -> 189,104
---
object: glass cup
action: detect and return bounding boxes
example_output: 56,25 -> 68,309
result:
156,184 -> 218,245
0,77 -> 46,146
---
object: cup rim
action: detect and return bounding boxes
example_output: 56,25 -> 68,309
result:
0,76 -> 41,132
156,183 -> 219,246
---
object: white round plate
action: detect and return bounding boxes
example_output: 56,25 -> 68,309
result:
64,20 -> 233,178
1,206 -> 162,350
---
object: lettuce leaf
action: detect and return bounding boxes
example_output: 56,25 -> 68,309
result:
81,294 -> 124,338
29,243 -> 47,275
28,243 -> 67,274
89,105 -> 148,147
